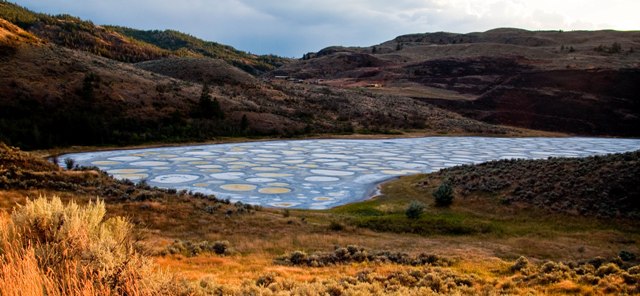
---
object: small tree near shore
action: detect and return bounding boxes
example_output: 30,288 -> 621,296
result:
433,181 -> 454,207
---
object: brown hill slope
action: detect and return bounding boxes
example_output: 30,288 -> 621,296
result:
277,29 -> 640,136
0,17 -> 40,45
0,32 -> 519,149
135,57 -> 257,86
0,2 -> 289,74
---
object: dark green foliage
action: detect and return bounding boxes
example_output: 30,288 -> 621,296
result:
353,215 -> 492,235
240,114 -> 249,131
63,158 -> 75,170
620,250 -> 637,262
328,221 -> 344,231
81,72 -> 100,101
433,182 -> 454,207
405,200 -> 425,219
197,84 -> 224,119
213,240 -> 230,255
0,1 -> 41,27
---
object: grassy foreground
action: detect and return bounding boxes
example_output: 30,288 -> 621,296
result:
1,143 -> 639,295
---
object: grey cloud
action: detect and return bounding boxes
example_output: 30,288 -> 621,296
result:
11,0 -> 637,57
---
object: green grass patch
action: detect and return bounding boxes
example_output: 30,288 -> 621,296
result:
330,174 -> 640,238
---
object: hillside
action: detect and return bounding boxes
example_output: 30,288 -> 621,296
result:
421,151 -> 640,218
0,26 -> 520,149
135,57 -> 257,86
276,29 -> 640,136
108,26 -> 290,75
0,2 -> 288,74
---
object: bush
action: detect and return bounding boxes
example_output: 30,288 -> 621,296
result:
64,157 -> 75,169
405,200 -> 425,219
433,182 -> 454,207
511,256 -> 530,272
0,196 -> 157,295
619,250 -> 636,262
329,221 -> 344,231
213,240 -> 230,255
596,263 -> 622,277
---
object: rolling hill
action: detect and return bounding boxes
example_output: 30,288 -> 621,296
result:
1,5 -> 518,149
275,29 -> 640,136
0,1 -> 288,74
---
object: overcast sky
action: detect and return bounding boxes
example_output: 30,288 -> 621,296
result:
12,0 -> 640,57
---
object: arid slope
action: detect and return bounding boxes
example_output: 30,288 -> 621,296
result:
275,29 -> 640,136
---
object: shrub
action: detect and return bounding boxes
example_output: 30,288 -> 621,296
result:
619,250 -> 636,262
289,251 -> 307,265
511,256 -> 530,272
433,182 -> 454,207
329,221 -> 344,231
213,240 -> 230,255
164,239 -> 231,257
64,157 -> 75,169
0,196 -> 158,295
596,263 -> 622,277
405,200 -> 425,219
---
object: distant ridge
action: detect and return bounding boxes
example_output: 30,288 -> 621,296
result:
0,1 -> 289,74
279,28 -> 640,136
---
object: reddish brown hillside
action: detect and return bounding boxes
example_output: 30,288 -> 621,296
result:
276,29 -> 640,136
0,32 -> 520,149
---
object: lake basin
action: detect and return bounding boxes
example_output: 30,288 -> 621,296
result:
60,137 -> 640,209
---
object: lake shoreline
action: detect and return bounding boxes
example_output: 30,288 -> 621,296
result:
58,137 -> 640,210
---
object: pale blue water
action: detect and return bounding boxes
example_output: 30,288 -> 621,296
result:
60,137 -> 640,209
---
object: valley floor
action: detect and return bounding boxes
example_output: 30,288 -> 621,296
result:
1,140 -> 639,295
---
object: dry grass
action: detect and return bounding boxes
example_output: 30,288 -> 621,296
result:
0,196 -> 181,295
3,145 -> 640,294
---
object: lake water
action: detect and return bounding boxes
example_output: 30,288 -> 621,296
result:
60,137 -> 640,209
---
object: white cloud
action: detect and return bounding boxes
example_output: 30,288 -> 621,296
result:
12,0 -> 640,57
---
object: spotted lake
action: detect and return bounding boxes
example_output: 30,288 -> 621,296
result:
60,137 -> 640,209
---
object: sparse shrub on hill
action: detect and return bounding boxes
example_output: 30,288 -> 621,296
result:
162,239 -> 231,257
276,245 -> 455,268
426,151 -> 640,217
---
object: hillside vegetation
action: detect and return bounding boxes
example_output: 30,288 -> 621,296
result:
108,26 -> 289,75
277,29 -> 640,136
0,27 -> 520,149
0,1 -> 288,73
424,151 -> 640,218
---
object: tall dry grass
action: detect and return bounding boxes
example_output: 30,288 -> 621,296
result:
0,196 -> 177,295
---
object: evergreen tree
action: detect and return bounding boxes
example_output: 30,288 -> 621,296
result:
197,84 -> 224,119
433,181 -> 454,207
240,114 -> 249,130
